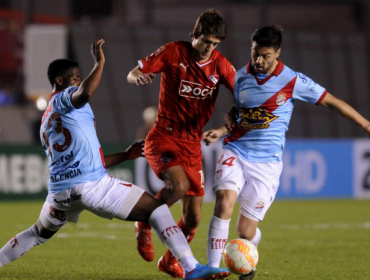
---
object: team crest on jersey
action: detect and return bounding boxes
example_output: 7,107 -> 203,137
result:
239,107 -> 278,132
276,92 -> 287,106
254,200 -> 265,212
209,75 -> 219,85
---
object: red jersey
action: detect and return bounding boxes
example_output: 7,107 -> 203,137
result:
139,41 -> 235,141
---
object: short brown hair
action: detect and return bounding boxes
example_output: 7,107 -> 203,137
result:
190,9 -> 227,40
251,24 -> 283,51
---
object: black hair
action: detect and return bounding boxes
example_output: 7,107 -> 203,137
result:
190,9 -> 227,40
47,59 -> 79,86
251,24 -> 283,50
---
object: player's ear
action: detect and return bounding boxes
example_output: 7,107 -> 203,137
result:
275,48 -> 281,59
55,76 -> 63,86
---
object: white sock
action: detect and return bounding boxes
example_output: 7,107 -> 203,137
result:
207,215 -> 230,267
250,227 -> 261,247
0,225 -> 47,267
148,204 -> 198,273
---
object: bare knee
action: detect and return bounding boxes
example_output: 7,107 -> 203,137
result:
214,190 -> 237,219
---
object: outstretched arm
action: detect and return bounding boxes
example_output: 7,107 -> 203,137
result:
72,39 -> 105,109
320,92 -> 370,137
104,141 -> 145,169
127,65 -> 156,85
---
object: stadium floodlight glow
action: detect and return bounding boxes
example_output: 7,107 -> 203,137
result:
36,97 -> 48,111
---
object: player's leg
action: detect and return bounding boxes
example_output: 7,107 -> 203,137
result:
111,180 -> 230,279
207,151 -> 244,268
236,161 -> 283,280
135,164 -> 190,263
207,189 -> 238,267
135,131 -> 190,262
0,197 -> 68,268
159,194 -> 202,277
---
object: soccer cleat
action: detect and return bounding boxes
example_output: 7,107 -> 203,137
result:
239,268 -> 256,280
184,263 -> 231,280
158,256 -> 184,278
134,222 -> 154,262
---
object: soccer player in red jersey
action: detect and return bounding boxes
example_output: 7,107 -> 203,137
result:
127,9 -> 235,278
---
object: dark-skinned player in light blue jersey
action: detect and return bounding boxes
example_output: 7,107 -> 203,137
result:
202,25 -> 370,280
0,39 -> 230,280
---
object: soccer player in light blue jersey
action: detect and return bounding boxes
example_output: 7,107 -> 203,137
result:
0,39 -> 230,280
203,25 -> 370,280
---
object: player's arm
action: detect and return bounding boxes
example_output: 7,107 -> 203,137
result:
72,39 -> 105,109
224,105 -> 238,131
104,141 -> 145,168
320,92 -> 370,137
127,65 -> 156,85
203,125 -> 229,146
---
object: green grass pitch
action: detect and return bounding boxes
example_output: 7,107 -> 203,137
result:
0,200 -> 369,279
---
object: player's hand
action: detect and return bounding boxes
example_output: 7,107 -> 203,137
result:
203,128 -> 225,146
124,140 -> 145,159
91,39 -> 105,64
135,73 -> 156,85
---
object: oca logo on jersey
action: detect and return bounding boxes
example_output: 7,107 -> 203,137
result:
179,80 -> 214,99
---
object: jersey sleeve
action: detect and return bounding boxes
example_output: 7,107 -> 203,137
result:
53,86 -> 78,113
293,72 -> 327,105
219,58 -> 236,94
138,42 -> 176,74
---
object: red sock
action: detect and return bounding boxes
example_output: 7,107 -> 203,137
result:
163,216 -> 197,264
138,221 -> 152,230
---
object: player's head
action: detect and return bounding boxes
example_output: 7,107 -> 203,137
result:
191,9 -> 227,61
47,59 -> 81,90
191,9 -> 227,41
250,25 -> 283,74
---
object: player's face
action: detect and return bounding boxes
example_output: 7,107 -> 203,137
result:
251,42 -> 281,74
192,34 -> 221,62
59,67 -> 82,88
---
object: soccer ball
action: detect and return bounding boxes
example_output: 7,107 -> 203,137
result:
222,238 -> 259,275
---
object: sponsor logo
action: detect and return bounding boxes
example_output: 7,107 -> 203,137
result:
50,169 -> 82,183
54,193 -> 82,205
179,63 -> 189,71
239,107 -> 278,132
210,238 -> 227,250
10,237 -> 19,248
298,73 -> 308,83
276,92 -> 286,106
161,225 -> 182,240
49,206 -> 66,221
255,200 -> 265,212
209,75 -> 219,84
179,80 -> 215,99
51,150 -> 74,167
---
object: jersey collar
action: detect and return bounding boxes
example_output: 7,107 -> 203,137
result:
246,59 -> 284,85
50,90 -> 62,100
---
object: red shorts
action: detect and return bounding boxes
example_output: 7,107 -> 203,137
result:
144,128 -> 204,196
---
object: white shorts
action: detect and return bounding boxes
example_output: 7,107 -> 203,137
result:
39,174 -> 145,231
213,150 -> 283,221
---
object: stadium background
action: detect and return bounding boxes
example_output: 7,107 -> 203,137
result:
0,0 -> 370,201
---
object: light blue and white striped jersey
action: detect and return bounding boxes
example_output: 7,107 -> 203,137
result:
40,86 -> 107,194
223,60 -> 327,162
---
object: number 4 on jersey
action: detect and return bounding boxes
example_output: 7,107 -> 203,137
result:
222,157 -> 235,167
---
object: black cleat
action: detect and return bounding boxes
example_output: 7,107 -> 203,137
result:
239,268 -> 256,280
